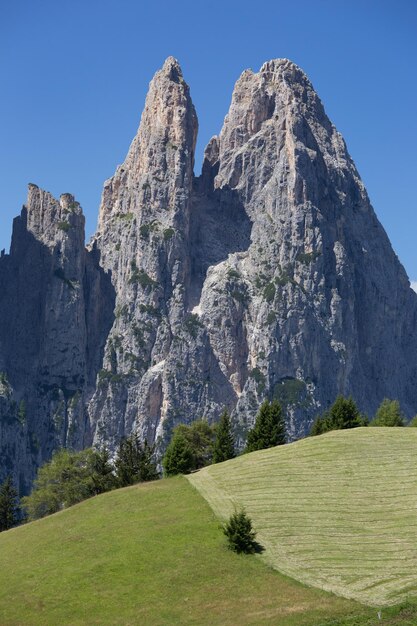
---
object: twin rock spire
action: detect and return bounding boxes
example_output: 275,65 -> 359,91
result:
0,57 -> 416,491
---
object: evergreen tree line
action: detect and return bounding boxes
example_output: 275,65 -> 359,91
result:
310,396 -> 416,436
0,398 -> 286,528
162,399 -> 285,475
2,392 -> 415,530
2,434 -> 159,525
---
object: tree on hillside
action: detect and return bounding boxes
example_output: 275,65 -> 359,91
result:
408,415 -> 417,427
328,396 -> 362,430
90,447 -> 116,495
22,449 -> 90,520
138,440 -> 160,482
223,509 -> 261,554
309,413 -> 329,436
212,409 -> 235,464
115,433 -> 159,487
176,421 -> 215,468
163,433 -> 195,476
370,399 -> 405,427
0,476 -> 21,531
22,448 -> 115,521
245,399 -> 286,453
310,396 -> 364,436
162,420 -> 216,476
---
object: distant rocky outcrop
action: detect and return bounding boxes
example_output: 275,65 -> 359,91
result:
1,57 -> 416,490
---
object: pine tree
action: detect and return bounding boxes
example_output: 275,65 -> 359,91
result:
90,447 -> 116,495
310,397 -> 364,435
115,433 -> 159,486
310,413 -> 328,436
114,436 -> 138,487
0,476 -> 21,531
138,440 -> 160,482
162,433 -> 195,476
371,399 -> 405,427
213,409 -> 235,463
328,396 -> 362,430
245,399 -> 286,453
223,509 -> 259,554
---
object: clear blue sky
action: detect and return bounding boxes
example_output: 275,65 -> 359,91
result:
1,0 -> 416,286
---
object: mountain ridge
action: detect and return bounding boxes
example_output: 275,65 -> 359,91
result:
1,57 -> 416,489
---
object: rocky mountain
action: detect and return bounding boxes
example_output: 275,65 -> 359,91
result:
1,57 -> 416,491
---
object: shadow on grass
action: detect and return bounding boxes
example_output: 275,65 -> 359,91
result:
251,540 -> 265,554
224,539 -> 265,555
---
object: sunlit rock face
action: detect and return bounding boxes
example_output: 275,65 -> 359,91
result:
1,57 -> 416,488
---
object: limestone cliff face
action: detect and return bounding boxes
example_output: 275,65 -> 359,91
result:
0,186 -> 114,490
1,57 -> 417,487
195,59 -> 417,439
87,57 -> 417,449
87,57 -> 202,451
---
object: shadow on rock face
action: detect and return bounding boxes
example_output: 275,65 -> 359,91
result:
189,181 -> 253,310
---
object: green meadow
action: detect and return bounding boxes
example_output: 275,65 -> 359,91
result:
189,428 -> 417,607
1,429 -> 417,624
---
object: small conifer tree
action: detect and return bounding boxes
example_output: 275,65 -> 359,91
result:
0,476 -> 21,531
90,447 -> 116,495
328,396 -> 362,429
310,413 -> 328,436
162,433 -> 195,476
310,397 -> 364,435
138,440 -> 160,482
213,409 -> 235,463
245,399 -> 286,453
370,399 -> 405,427
115,433 -> 159,486
223,509 -> 258,553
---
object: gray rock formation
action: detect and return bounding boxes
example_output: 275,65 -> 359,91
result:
1,57 -> 416,488
0,186 -> 114,491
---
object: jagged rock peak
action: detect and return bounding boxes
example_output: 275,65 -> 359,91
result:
2,55 -> 417,494
211,58 -> 337,197
97,56 -> 198,230
22,184 -> 84,247
59,192 -> 82,214
260,57 -> 309,77
229,58 -> 316,108
128,54 -> 197,163
160,55 -> 184,82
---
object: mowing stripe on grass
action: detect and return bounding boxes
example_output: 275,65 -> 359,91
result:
0,476 -> 377,625
188,428 -> 417,607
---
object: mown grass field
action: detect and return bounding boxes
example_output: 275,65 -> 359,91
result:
1,474 -> 406,626
188,428 -> 417,608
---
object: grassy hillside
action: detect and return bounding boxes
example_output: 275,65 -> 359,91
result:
188,428 -> 417,608
1,430 -> 417,625
1,474 -> 406,626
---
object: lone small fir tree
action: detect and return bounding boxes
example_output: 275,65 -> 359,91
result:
310,395 -> 365,436
223,509 -> 258,554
